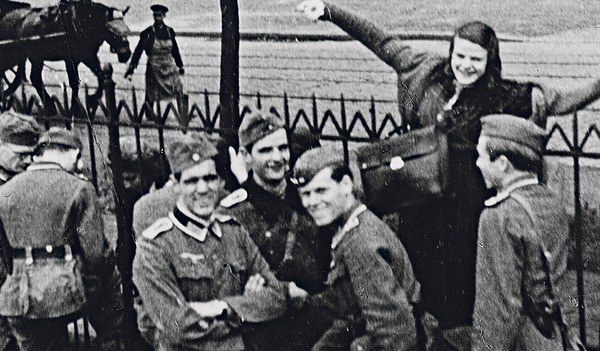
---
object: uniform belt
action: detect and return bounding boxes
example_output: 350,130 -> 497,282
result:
12,244 -> 79,263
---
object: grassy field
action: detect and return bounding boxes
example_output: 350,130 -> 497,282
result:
28,0 -> 600,36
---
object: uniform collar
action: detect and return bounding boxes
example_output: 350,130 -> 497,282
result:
331,203 -> 367,250
484,176 -> 539,207
170,199 -> 231,242
27,162 -> 64,172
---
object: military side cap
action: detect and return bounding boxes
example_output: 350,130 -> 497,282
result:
238,110 -> 285,149
0,110 -> 41,147
166,132 -> 218,174
150,4 -> 168,13
37,127 -> 82,150
480,114 -> 547,154
292,144 -> 346,187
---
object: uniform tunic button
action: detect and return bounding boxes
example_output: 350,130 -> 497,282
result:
265,231 -> 272,238
269,250 -> 274,255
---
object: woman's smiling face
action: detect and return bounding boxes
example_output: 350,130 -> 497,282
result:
451,37 -> 488,86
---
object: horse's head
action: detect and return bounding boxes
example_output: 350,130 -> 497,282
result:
70,1 -> 131,62
104,6 -> 132,63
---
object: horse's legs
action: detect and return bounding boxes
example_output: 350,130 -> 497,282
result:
82,56 -> 104,101
64,60 -> 81,100
65,61 -> 85,117
29,60 -> 57,116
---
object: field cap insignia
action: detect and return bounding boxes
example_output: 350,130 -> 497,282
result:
142,217 -> 173,240
220,188 -> 248,208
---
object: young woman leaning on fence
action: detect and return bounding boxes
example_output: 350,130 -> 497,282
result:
297,0 -> 600,341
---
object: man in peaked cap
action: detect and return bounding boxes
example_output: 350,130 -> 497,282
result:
132,132 -> 287,350
125,3 -> 185,109
292,144 -> 423,351
220,110 -> 333,350
0,110 -> 41,186
0,127 -> 124,351
0,110 -> 41,351
472,114 -> 573,350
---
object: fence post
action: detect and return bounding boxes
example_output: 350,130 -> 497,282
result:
219,0 -> 240,148
572,111 -> 586,344
102,63 -> 137,347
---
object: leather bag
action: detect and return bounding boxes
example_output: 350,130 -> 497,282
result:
356,125 -> 450,215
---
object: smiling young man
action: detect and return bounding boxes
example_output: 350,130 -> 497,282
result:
219,110 -> 332,350
132,132 -> 286,350
472,115 -> 572,350
292,145 -> 422,351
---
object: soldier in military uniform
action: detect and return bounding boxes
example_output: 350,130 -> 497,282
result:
292,145 -> 422,351
0,110 -> 41,186
0,128 -> 121,351
132,132 -> 287,350
0,110 -> 41,351
220,110 -> 333,350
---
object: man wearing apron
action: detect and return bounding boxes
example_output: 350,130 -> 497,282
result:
125,4 -> 184,108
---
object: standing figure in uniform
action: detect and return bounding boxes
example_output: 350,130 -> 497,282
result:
125,4 -> 185,110
0,110 -> 41,351
0,110 -> 41,186
472,115 -> 574,350
0,128 -> 121,351
219,110 -> 333,350
132,132 -> 287,351
292,145 -> 422,351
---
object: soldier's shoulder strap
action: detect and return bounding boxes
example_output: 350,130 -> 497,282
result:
220,188 -> 248,208
142,217 -> 173,240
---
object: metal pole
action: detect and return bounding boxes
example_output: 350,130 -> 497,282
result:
572,111 -> 586,344
102,63 -> 137,348
219,0 -> 240,147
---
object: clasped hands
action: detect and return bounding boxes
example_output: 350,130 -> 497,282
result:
188,274 -> 270,319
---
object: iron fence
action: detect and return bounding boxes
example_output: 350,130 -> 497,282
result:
1,63 -> 600,349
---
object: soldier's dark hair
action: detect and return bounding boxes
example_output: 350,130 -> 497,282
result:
486,138 -> 542,173
330,164 -> 353,183
36,143 -> 76,156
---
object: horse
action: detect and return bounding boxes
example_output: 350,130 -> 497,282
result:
0,0 -> 131,115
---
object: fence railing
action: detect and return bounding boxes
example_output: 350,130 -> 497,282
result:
2,63 -> 600,349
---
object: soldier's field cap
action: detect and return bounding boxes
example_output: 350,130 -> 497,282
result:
480,114 -> 547,155
0,110 -> 41,147
238,110 -> 285,149
150,4 -> 168,13
292,144 -> 345,187
167,132 -> 218,174
37,127 -> 83,150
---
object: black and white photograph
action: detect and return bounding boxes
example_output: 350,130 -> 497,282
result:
0,0 -> 599,349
